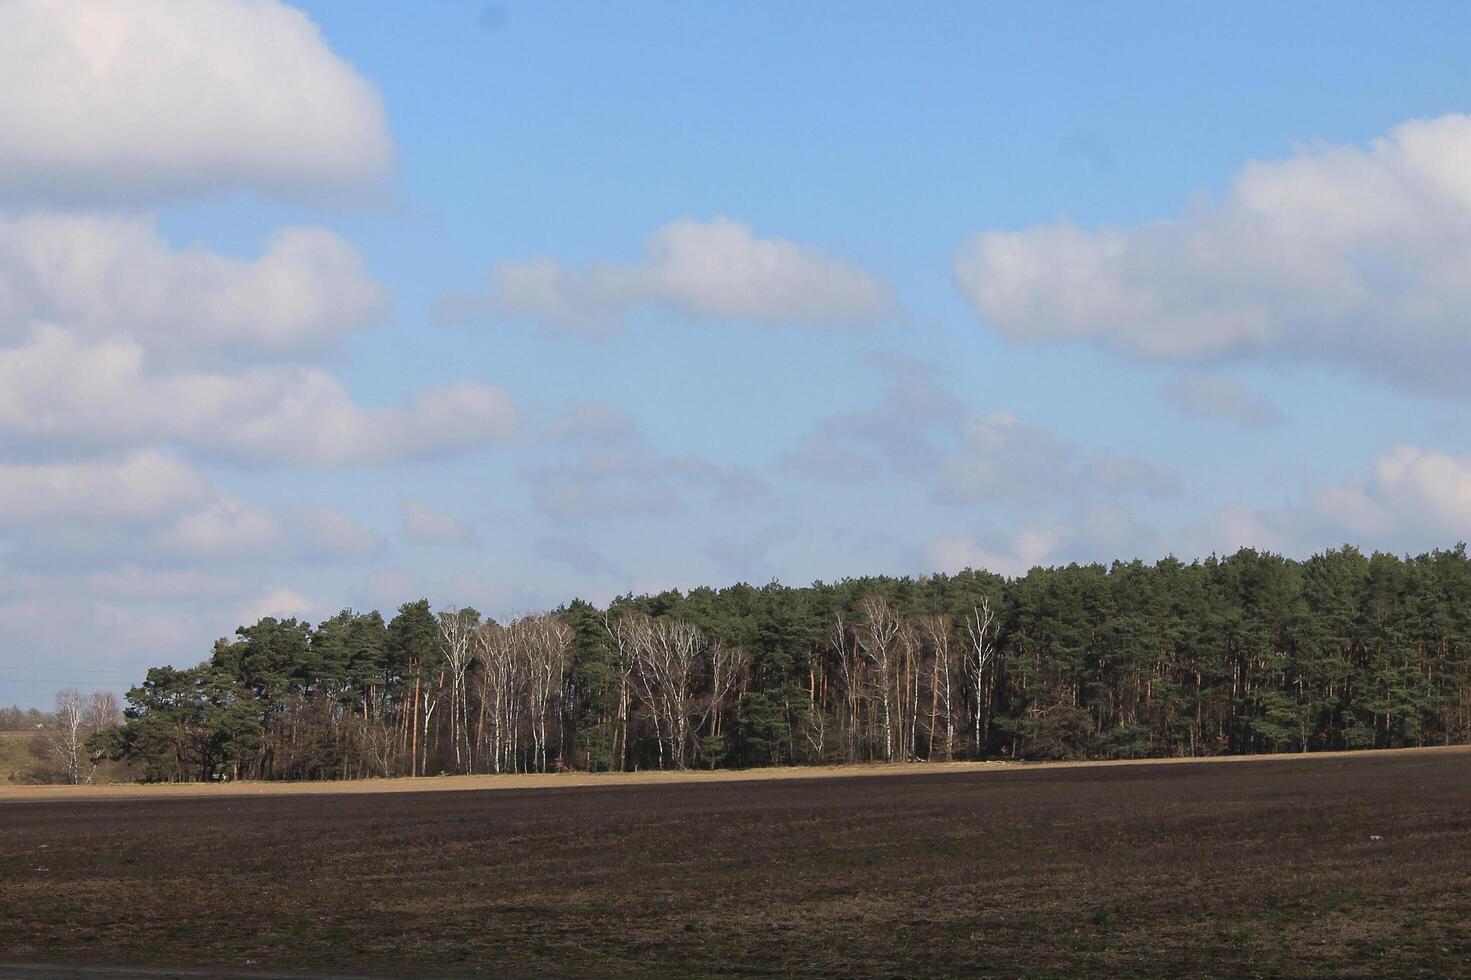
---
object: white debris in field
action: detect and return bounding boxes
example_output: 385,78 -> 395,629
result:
1369,835 -> 1383,842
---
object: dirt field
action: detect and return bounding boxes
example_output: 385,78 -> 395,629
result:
2,748 -> 1469,978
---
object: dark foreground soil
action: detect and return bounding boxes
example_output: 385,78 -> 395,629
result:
2,749 -> 1469,978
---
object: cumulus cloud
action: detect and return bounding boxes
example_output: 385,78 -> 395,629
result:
0,209 -> 521,467
0,451 -> 210,524
955,113 -> 1471,393
1161,372 -> 1285,429
1196,445 -> 1471,558
237,587 -> 319,625
400,498 -> 482,549
1313,446 -> 1471,542
1205,505 -> 1296,556
926,503 -> 1160,578
156,497 -> 383,564
295,505 -> 385,561
211,376 -> 521,467
925,525 -> 1068,579
155,498 -> 293,561
87,566 -> 241,602
0,214 -> 387,360
0,0 -> 392,202
438,217 -> 892,336
0,327 -> 519,465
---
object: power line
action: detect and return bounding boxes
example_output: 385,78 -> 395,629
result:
0,665 -> 146,675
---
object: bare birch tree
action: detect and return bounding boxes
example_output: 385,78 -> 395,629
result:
832,611 -> 864,762
436,607 -> 479,773
624,614 -> 702,768
475,621 -> 524,773
705,638 -> 747,741
919,614 -> 957,760
965,599 -> 997,756
898,617 -> 922,761
519,614 -> 572,772
604,611 -> 639,771
50,689 -> 87,784
856,595 -> 902,761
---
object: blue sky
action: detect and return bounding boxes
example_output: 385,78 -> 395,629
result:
3,1 -> 1471,704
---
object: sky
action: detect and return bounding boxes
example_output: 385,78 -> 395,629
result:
4,0 -> 1471,705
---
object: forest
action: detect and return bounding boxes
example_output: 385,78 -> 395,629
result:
86,545 -> 1471,782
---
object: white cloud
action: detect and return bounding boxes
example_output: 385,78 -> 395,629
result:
0,0 -> 392,202
400,498 -> 482,549
1313,445 -> 1471,541
157,497 -> 290,560
955,113 -> 1471,393
295,505 -> 386,561
1194,445 -> 1471,558
1204,505 -> 1295,556
925,526 -> 1067,578
212,375 -> 522,467
0,210 -> 514,469
237,587 -> 319,625
926,503 -> 1159,578
0,450 -> 210,524
357,568 -> 423,612
0,214 -> 387,359
0,326 -> 520,465
439,217 -> 892,336
1161,371 -> 1285,429
156,497 -> 382,563
88,566 -> 240,602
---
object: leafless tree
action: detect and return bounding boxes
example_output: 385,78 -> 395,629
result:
705,638 -> 747,740
919,615 -> 957,760
50,689 -> 87,784
518,614 -> 572,772
84,690 -> 121,730
437,607 -> 479,773
604,612 -> 639,771
475,621 -> 524,773
965,598 -> 997,755
857,595 -> 902,761
420,671 -> 443,776
898,617 -> 923,761
623,613 -> 702,768
832,611 -> 864,762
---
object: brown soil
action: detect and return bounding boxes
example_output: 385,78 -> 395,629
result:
2,746 -> 1468,977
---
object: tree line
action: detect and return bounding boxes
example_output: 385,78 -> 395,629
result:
92,545 -> 1471,781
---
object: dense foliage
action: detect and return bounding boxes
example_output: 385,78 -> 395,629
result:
96,545 -> 1471,781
